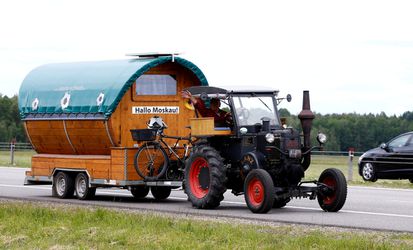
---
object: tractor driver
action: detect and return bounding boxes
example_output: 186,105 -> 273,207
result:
181,90 -> 232,127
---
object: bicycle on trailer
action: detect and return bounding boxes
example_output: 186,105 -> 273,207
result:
130,116 -> 192,181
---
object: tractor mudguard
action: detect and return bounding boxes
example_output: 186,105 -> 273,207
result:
240,151 -> 266,176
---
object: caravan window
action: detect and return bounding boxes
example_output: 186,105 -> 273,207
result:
135,75 -> 177,95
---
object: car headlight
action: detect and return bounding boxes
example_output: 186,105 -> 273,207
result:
317,133 -> 327,144
265,133 -> 275,143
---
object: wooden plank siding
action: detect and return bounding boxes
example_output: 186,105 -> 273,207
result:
110,148 -> 140,181
30,154 -> 111,180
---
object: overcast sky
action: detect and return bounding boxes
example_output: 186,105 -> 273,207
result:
1,0 -> 412,115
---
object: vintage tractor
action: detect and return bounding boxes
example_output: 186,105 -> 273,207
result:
184,86 -> 347,213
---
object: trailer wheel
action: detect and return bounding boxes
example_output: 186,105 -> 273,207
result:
131,186 -> 150,199
53,172 -> 74,199
317,168 -> 347,212
244,169 -> 274,213
151,186 -> 172,200
74,173 -> 96,200
184,145 -> 227,209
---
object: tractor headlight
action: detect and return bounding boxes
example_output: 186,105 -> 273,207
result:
316,133 -> 327,144
265,133 -> 275,143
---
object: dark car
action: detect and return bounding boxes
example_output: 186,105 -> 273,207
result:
358,131 -> 413,182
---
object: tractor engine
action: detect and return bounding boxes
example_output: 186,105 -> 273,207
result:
257,127 -> 304,186
259,90 -> 315,186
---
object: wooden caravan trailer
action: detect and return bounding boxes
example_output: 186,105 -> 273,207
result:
19,54 -> 208,199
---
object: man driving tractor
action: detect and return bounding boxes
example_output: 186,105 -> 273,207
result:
181,90 -> 232,127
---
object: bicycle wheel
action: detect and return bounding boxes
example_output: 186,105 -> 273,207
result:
134,142 -> 169,181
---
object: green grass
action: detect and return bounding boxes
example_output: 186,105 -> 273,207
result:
0,201 -> 412,249
0,150 -> 34,168
306,155 -> 413,189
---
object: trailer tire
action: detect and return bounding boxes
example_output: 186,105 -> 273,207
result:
185,145 -> 227,209
74,173 -> 96,200
131,186 -> 150,199
317,168 -> 347,212
244,169 -> 274,213
151,186 -> 172,200
53,172 -> 75,199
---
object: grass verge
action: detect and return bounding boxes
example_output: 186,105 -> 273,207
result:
0,201 -> 412,249
0,150 -> 34,168
305,155 -> 413,189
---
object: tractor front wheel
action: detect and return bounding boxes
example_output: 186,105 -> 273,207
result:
184,146 -> 227,209
317,168 -> 347,212
244,169 -> 274,213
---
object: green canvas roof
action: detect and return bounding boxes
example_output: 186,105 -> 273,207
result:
19,56 -> 208,120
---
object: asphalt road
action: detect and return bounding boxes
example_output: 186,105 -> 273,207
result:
1,167 -> 413,232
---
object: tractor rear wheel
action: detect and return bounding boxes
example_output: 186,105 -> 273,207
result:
244,169 -> 274,213
151,186 -> 171,200
184,145 -> 227,209
317,168 -> 347,212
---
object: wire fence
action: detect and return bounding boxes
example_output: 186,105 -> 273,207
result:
0,142 -> 364,155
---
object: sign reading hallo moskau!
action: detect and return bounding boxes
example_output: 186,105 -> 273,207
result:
132,106 -> 180,114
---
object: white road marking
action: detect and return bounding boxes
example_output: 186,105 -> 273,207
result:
2,184 -> 413,220
0,167 -> 30,170
287,205 -> 413,218
340,209 -> 413,219
350,185 -> 413,192
387,199 -> 413,203
0,184 -> 51,190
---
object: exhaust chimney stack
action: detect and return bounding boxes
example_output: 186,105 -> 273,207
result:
298,90 -> 315,170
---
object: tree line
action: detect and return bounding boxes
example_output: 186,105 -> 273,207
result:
280,108 -> 413,152
0,94 -> 412,152
0,94 -> 25,143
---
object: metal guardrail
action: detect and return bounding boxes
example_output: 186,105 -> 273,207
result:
0,142 -> 365,155
312,150 -> 364,157
0,142 -> 33,151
